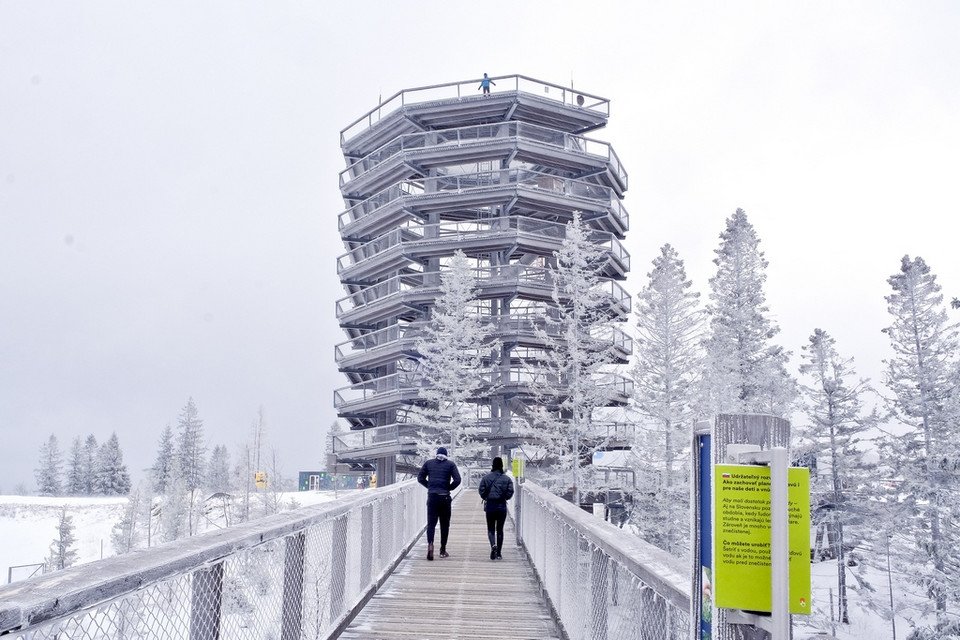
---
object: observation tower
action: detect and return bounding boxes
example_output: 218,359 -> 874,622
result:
330,75 -> 632,485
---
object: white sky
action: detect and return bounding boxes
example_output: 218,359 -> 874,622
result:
2,2 -> 959,491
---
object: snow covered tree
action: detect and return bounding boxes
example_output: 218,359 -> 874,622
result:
629,244 -> 704,557
111,486 -> 143,554
233,442 -> 255,524
151,425 -> 175,494
254,448 -> 286,518
522,213 -> 630,504
95,432 -> 131,495
880,255 -> 960,623
413,249 -> 499,463
35,434 -> 63,496
159,455 -> 189,542
207,444 -> 231,494
81,434 -> 98,496
797,328 -> 879,626
177,398 -> 206,493
65,436 -> 85,495
46,506 -> 78,571
699,208 -> 796,417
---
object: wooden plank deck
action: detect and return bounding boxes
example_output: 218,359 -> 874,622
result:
338,490 -> 561,640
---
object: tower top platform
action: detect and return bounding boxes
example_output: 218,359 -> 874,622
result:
340,75 -> 610,157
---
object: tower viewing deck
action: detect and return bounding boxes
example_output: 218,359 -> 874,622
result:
331,75 -> 633,483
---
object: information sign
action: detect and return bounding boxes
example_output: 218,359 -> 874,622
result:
713,464 -> 811,614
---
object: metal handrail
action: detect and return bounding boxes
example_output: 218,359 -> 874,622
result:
518,482 -> 691,639
334,266 -> 631,317
339,120 -> 627,189
340,75 -> 610,145
336,217 -> 629,275
338,169 -> 628,235
0,482 -> 427,639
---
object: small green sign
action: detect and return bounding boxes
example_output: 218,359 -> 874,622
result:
713,464 -> 811,614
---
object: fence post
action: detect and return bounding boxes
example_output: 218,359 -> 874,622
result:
281,532 -> 305,640
712,414 -> 791,640
360,504 -> 373,586
515,482 -> 523,546
330,516 -> 348,620
190,563 -> 223,640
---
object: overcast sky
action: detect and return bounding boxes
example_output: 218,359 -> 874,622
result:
2,2 -> 958,491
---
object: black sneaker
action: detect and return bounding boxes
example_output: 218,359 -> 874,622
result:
439,549 -> 449,558
490,546 -> 497,560
427,544 -> 434,561
496,550 -> 502,560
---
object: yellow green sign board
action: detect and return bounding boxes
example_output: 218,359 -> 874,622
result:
713,464 -> 811,614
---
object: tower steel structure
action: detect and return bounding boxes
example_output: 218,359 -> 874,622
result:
331,75 -> 632,485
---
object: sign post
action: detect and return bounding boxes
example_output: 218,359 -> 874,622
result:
701,414 -> 798,640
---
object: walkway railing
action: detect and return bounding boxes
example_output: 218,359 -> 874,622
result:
340,75 -> 611,145
517,481 -> 692,640
0,481 -> 425,640
0,481 -> 692,640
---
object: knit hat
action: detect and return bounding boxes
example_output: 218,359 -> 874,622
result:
492,457 -> 504,471
437,447 -> 448,457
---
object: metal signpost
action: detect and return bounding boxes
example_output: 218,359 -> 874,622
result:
693,414 -> 810,640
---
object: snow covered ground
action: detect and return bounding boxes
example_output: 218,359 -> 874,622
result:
0,490 -> 344,585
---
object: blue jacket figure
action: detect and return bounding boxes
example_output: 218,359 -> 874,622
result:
417,447 -> 461,560
478,457 -> 514,560
478,73 -> 496,95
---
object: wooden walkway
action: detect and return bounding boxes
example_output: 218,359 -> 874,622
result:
339,491 -> 561,640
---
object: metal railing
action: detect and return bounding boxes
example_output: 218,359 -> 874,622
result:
0,482 -> 426,640
341,75 -> 611,145
335,265 -> 631,318
0,481 -> 694,640
339,121 -> 627,190
336,217 -> 630,277
517,481 -> 692,640
337,167 -> 628,235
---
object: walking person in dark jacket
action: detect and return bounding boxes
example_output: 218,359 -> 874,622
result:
478,457 -> 514,560
417,446 -> 461,560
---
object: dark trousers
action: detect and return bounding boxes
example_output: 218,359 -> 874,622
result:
485,509 -> 506,551
426,493 -> 452,548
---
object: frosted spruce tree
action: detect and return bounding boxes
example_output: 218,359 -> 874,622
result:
159,454 -> 189,542
630,244 -> 703,558
523,213 -> 627,504
81,434 -> 99,496
111,486 -> 143,554
700,209 -> 796,417
177,397 -> 207,535
797,328 -> 878,627
880,255 -> 960,629
177,398 -> 207,492
414,249 -> 499,463
46,506 -> 78,571
95,432 -> 131,495
151,425 -> 175,494
207,444 -> 231,494
35,434 -> 63,496
65,436 -> 86,495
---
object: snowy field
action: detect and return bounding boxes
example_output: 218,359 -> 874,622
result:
0,490 -> 343,585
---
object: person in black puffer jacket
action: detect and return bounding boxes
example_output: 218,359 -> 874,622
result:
417,447 -> 461,560
478,457 -> 515,560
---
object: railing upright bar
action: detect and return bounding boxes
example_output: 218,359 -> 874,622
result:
190,563 -> 223,640
281,533 -> 305,640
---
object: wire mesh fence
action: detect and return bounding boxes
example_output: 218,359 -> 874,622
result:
517,481 -> 692,640
0,481 -> 425,640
